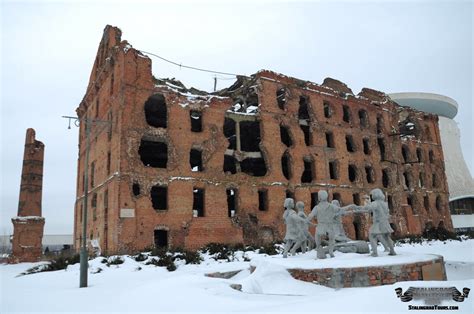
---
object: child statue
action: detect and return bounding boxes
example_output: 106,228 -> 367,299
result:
353,188 -> 396,257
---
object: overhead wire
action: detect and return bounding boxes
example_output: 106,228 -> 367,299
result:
138,49 -> 248,78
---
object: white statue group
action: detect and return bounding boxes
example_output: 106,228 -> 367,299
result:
282,188 -> 396,259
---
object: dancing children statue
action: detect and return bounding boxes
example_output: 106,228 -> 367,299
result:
353,188 -> 396,257
282,198 -> 309,258
307,191 -> 342,259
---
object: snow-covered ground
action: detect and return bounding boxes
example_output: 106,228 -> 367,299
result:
1,240 -> 473,313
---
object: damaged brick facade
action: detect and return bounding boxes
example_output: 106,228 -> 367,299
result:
73,25 -> 453,254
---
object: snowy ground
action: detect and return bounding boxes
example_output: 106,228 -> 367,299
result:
1,240 -> 473,313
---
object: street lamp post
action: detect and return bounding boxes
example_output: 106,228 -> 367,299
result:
62,115 -> 111,288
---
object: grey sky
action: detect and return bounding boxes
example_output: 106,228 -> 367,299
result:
1,0 -> 472,235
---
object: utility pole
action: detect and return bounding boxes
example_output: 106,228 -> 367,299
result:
213,75 -> 217,92
62,115 -> 111,288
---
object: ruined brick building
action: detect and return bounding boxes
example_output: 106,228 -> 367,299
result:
11,128 -> 45,262
73,26 -> 453,254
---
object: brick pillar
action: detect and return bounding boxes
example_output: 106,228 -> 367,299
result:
10,128 -> 45,263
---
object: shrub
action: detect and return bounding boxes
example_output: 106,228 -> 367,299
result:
134,253 -> 147,262
145,254 -> 177,271
258,243 -> 279,255
107,256 -> 124,265
175,250 -> 202,265
20,253 -> 80,276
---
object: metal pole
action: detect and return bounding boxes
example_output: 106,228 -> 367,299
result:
80,119 -> 90,288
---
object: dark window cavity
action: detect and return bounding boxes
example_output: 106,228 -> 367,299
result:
403,172 -> 410,189
240,121 -> 261,152
388,195 -> 394,214
107,151 -> 111,174
402,145 -> 409,163
358,109 -> 368,128
154,230 -> 168,248
323,101 -> 332,118
346,135 -> 356,152
226,188 -> 237,217
193,188 -> 204,217
429,150 -> 435,163
144,94 -> 167,128
377,138 -> 386,161
416,148 -> 423,162
276,88 -> 286,110
298,96 -> 310,120
376,115 -> 383,134
91,193 -> 97,208
258,189 -> 268,211
436,195 -> 443,212
424,195 -> 430,211
190,110 -> 203,132
342,105 -> 351,123
223,155 -> 237,174
311,192 -> 318,209
348,164 -> 357,182
151,185 -> 167,210
325,131 -> 335,148
419,172 -> 425,187
363,138 -> 371,155
280,125 -> 293,147
241,158 -> 267,177
301,157 -> 314,183
333,192 -> 342,204
365,166 -> 375,183
132,183 -> 140,196
90,161 -> 95,188
139,139 -> 168,168
300,125 -> 312,146
382,168 -> 390,188
285,190 -> 294,199
281,151 -> 291,180
224,118 -> 237,150
329,161 -> 338,180
190,149 -> 203,172
432,173 -> 438,188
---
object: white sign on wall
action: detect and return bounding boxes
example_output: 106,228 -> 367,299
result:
120,208 -> 135,218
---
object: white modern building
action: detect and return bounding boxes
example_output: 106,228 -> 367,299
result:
390,92 -> 474,232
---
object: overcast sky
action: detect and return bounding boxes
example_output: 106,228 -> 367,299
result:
1,0 -> 472,235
